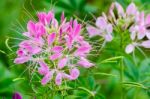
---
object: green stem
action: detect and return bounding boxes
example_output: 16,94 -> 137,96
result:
120,30 -> 124,99
120,58 -> 124,99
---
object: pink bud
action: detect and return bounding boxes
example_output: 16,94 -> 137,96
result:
125,44 -> 135,54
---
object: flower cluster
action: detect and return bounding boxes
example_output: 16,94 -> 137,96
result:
86,14 -> 113,42
87,2 -> 150,54
14,11 -> 93,85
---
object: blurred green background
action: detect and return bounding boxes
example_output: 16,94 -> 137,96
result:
0,0 -> 150,98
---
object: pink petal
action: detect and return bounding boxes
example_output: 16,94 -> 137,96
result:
52,46 -> 63,53
78,57 -> 94,68
27,21 -> 36,35
58,58 -> 67,69
137,25 -> 146,40
35,22 -> 46,38
104,34 -> 113,42
17,49 -> 25,57
138,12 -> 145,25
61,12 -> 65,23
19,41 -> 33,53
70,68 -> 80,80
73,24 -> 81,37
19,40 -> 42,54
76,36 -> 84,42
55,73 -> 62,85
146,14 -> 150,25
109,3 -> 116,19
126,3 -> 137,16
47,33 -> 56,45
37,12 -> 47,25
37,11 -> 54,25
19,40 -> 31,48
96,17 -> 107,29
115,2 -> 124,16
46,11 -> 54,24
60,22 -> 70,33
32,47 -> 41,54
65,34 -> 73,49
74,46 -> 91,57
129,26 -> 136,40
67,25 -> 73,33
51,18 -> 58,28
33,37 -> 44,46
125,44 -> 135,54
86,26 -> 100,37
38,61 -> 49,75
106,24 -> 113,34
79,41 -> 91,47
62,73 -> 72,80
73,20 -> 78,28
41,71 -> 53,85
146,32 -> 150,39
50,53 -> 62,60
14,56 -> 30,64
69,18 -> 73,26
141,40 -> 150,48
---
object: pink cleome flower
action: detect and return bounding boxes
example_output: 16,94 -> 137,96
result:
86,15 -> 113,42
86,2 -> 150,54
14,11 -> 94,85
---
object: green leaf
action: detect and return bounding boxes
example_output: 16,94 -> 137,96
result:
13,77 -> 25,82
88,76 -> 95,90
78,87 -> 95,97
100,56 -> 123,64
122,82 -> 149,90
94,72 -> 118,77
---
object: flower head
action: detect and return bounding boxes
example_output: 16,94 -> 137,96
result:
87,15 -> 113,42
87,2 -> 150,54
14,11 -> 93,85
